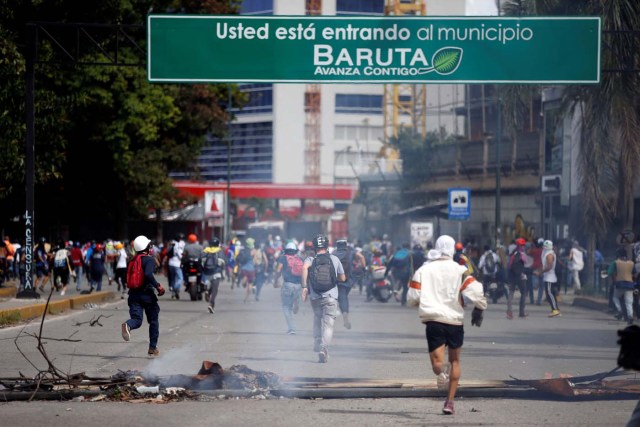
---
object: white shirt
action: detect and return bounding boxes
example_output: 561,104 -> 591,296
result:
542,250 -> 557,283
116,248 -> 128,269
168,240 -> 185,268
407,257 -> 487,326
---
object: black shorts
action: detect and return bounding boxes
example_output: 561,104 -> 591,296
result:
425,321 -> 464,353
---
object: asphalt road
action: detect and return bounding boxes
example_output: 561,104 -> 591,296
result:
0,277 -> 637,426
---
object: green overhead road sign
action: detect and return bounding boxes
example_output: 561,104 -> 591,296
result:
147,15 -> 601,84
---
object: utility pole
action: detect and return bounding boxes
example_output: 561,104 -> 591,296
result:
224,83 -> 232,245
19,24 -> 38,298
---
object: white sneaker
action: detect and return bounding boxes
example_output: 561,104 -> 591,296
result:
121,323 -> 131,342
436,363 -> 450,390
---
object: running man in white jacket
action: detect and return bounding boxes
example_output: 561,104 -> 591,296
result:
408,235 -> 487,415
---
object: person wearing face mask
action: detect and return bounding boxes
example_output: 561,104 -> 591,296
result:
407,235 -> 487,415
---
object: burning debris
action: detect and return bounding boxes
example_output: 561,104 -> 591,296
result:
152,362 -> 281,393
0,362 -> 282,402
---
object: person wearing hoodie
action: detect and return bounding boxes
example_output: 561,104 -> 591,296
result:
202,237 -> 226,314
407,235 -> 487,415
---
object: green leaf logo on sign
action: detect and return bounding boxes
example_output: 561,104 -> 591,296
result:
417,47 -> 463,76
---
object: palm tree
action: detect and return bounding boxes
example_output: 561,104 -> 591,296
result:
501,0 -> 640,288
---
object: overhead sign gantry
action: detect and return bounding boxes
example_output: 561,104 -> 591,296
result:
148,15 -> 601,84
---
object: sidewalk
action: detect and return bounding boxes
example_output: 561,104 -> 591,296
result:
0,279 -> 119,324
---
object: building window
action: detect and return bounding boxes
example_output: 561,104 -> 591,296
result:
336,0 -> 384,15
335,150 -> 378,167
240,0 -> 273,15
334,124 -> 383,143
335,94 -> 383,114
232,84 -> 273,115
173,122 -> 273,182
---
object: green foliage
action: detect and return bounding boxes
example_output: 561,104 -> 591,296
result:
502,0 -> 640,235
0,0 -> 241,227
390,128 -> 457,185
0,311 -> 21,327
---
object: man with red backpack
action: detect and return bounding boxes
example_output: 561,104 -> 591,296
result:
275,241 -> 305,335
121,235 -> 165,356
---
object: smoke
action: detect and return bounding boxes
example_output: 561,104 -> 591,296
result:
142,345 -> 199,379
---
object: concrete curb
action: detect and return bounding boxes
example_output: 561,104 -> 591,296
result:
572,296 -> 609,312
0,287 -> 17,299
0,291 -> 117,322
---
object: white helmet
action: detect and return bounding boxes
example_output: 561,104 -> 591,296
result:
133,235 -> 151,252
285,242 -> 297,251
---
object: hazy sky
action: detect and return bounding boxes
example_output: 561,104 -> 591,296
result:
466,0 -> 498,16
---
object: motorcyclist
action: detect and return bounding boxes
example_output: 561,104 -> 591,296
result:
478,244 -> 506,302
366,249 -> 385,302
182,233 -> 205,298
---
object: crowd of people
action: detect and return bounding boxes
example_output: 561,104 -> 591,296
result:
5,229 -> 640,416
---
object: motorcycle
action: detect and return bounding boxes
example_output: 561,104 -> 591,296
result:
183,257 -> 205,301
485,278 -> 509,304
370,266 -> 393,303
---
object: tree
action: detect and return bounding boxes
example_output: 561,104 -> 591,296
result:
501,0 -> 640,288
0,0 -> 242,241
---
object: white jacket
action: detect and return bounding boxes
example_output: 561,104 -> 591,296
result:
407,257 -> 487,326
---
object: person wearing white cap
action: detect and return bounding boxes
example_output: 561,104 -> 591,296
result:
121,235 -> 165,356
407,235 -> 487,415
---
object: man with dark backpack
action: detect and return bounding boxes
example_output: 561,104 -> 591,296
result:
332,239 -> 354,330
202,237 -> 226,314
302,234 -> 345,363
121,235 -> 165,356
506,238 -> 530,319
385,243 -> 413,306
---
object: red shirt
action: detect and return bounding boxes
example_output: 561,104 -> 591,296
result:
70,247 -> 84,267
529,247 -> 543,270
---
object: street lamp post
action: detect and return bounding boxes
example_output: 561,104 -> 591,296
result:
495,98 -> 502,247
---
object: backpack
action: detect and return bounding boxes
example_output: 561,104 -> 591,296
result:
285,254 -> 304,277
252,249 -> 262,265
126,254 -> 145,289
203,252 -> 221,276
236,248 -> 250,267
509,250 -> 524,279
53,249 -> 68,269
484,252 -> 497,275
309,253 -> 337,293
334,248 -> 353,280
167,245 -> 175,259
391,249 -> 411,273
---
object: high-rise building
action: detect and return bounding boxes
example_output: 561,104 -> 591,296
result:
172,0 -> 494,191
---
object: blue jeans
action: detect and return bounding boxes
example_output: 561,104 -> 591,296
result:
126,292 -> 160,349
281,282 -> 301,332
74,265 -> 84,290
337,283 -> 352,313
311,296 -> 338,353
168,265 -> 183,294
532,273 -> 544,304
594,266 -> 602,294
